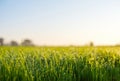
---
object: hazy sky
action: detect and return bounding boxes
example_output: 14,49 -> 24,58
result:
0,0 -> 120,45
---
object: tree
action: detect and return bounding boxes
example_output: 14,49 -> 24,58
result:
21,39 -> 34,46
89,41 -> 94,46
0,38 -> 4,46
10,40 -> 18,46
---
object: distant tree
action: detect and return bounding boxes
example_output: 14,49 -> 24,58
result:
21,39 -> 34,46
89,41 -> 94,46
0,38 -> 4,46
10,40 -> 18,46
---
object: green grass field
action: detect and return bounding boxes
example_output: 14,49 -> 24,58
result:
0,46 -> 120,81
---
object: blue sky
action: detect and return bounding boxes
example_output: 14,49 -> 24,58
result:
0,0 -> 120,45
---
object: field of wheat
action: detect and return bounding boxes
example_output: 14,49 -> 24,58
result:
0,46 -> 120,81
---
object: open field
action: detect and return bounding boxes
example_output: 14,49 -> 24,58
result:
0,46 -> 120,81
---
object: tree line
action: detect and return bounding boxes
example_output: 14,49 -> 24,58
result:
0,37 -> 95,46
0,38 -> 34,46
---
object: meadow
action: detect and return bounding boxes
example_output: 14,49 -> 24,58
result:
0,46 -> 120,81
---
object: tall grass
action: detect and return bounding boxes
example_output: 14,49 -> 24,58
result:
0,46 -> 120,81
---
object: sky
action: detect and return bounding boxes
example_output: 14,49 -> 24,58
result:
0,0 -> 120,46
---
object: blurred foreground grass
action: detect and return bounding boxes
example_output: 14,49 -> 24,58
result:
0,46 -> 120,81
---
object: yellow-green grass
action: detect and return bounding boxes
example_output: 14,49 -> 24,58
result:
0,46 -> 120,81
